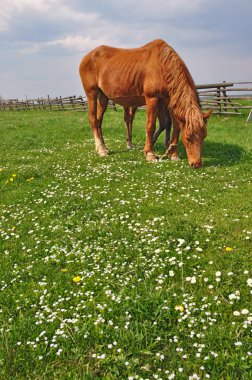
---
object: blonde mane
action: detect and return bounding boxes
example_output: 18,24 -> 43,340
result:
159,43 -> 205,135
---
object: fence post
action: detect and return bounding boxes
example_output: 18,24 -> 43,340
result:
71,96 -> 76,111
217,86 -> 221,114
47,95 -> 52,111
222,81 -> 227,113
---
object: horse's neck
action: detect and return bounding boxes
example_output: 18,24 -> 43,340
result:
169,85 -> 200,118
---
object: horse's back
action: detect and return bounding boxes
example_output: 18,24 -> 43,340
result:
79,39 -> 166,81
79,39 -> 168,104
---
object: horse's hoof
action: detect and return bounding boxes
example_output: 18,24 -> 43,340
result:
97,146 -> 109,156
146,152 -> 159,161
170,155 -> 181,161
99,150 -> 109,157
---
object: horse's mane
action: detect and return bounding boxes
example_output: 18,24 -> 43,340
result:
159,42 -> 205,135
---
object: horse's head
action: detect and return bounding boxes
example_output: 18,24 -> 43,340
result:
178,109 -> 212,168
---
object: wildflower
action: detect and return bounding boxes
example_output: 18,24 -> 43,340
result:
12,174 -> 17,177
225,247 -> 233,252
191,276 -> 197,284
61,268 -> 68,273
234,342 -> 242,346
241,309 -> 249,315
196,247 -> 203,252
72,276 -> 81,283
229,292 -> 240,301
175,305 -> 184,312
233,311 -> 240,316
215,271 -> 221,277
177,238 -> 185,247
189,375 -> 200,380
247,278 -> 252,287
26,177 -> 34,182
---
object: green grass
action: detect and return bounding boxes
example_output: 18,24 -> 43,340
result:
0,108 -> 251,380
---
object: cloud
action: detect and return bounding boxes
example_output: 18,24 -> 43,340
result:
0,0 -> 251,98
0,0 -> 98,33
20,35 -> 116,54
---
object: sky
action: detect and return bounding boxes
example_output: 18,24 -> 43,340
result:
0,0 -> 251,99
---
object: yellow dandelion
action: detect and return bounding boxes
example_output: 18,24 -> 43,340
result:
12,174 -> 17,178
61,268 -> 68,273
175,305 -> 184,312
225,247 -> 233,252
26,177 -> 34,182
9,177 -> 14,182
72,275 -> 81,283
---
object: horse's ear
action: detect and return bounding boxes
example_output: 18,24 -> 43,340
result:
203,109 -> 213,121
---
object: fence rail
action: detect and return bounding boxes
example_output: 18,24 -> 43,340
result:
1,82 -> 252,115
0,95 -> 117,112
197,82 -> 252,115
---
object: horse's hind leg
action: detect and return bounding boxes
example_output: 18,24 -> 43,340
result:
97,91 -> 109,150
164,112 -> 172,149
153,103 -> 171,148
87,90 -> 108,156
124,107 -> 136,149
166,118 -> 181,161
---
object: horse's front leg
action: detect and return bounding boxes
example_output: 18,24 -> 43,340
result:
144,97 -> 159,161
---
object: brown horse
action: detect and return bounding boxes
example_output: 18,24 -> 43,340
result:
123,104 -> 181,161
79,39 -> 212,167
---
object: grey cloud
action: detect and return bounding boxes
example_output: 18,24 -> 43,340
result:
0,0 -> 251,98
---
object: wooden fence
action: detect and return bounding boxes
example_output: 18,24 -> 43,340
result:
1,82 -> 252,115
0,95 -> 117,112
197,82 -> 252,115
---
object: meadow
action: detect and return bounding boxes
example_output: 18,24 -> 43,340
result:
0,108 -> 251,380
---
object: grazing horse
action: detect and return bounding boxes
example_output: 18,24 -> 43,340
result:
123,104 -> 181,161
79,39 -> 212,168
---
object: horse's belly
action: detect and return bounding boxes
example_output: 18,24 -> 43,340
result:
110,96 -> 146,108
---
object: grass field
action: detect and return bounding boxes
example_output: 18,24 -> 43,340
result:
0,108 -> 251,380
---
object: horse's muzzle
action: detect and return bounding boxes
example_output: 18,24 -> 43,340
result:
190,160 -> 202,169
